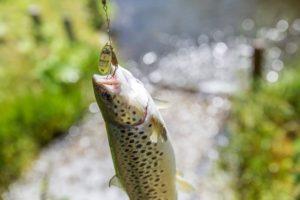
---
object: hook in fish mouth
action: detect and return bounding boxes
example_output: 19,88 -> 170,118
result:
93,74 -> 121,93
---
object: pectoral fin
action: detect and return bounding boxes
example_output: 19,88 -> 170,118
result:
109,175 -> 123,190
153,98 -> 170,110
149,117 -> 168,143
176,172 -> 195,193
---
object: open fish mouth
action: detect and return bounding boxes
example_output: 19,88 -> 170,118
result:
93,74 -> 121,93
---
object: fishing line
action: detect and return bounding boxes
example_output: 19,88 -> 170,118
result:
102,0 -> 112,45
101,0 -> 118,76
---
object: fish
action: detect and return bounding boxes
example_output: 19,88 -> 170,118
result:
92,66 -> 181,200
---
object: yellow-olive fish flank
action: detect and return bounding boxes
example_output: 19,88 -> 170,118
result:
93,66 -> 177,200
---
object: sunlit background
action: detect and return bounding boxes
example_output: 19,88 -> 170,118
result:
0,0 -> 299,199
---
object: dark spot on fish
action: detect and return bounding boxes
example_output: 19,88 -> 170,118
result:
140,163 -> 146,167
141,150 -> 146,153
129,139 -> 134,143
146,152 -> 152,156
148,124 -> 152,127
139,131 -> 144,135
146,142 -> 151,145
142,136 -> 147,140
128,132 -> 133,136
136,144 -> 142,148
148,189 -> 155,193
152,156 -> 157,160
143,174 -> 150,179
159,152 -> 163,156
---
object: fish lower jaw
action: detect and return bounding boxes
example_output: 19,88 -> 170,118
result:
93,74 -> 121,93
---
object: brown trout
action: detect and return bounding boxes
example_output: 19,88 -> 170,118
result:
93,66 -> 178,200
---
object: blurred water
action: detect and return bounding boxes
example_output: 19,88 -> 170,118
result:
114,0 -> 255,60
114,0 -> 300,93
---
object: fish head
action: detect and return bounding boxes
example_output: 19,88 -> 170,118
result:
93,66 -> 149,126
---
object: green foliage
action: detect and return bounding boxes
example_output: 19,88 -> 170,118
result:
0,0 -> 104,194
221,63 -> 300,199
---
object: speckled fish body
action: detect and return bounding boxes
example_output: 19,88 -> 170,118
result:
93,66 -> 177,200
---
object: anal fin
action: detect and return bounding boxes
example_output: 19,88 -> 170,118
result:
109,175 -> 123,190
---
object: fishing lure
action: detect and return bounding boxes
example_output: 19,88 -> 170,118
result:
98,43 -> 114,75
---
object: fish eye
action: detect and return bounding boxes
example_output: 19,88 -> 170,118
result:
101,92 -> 112,102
